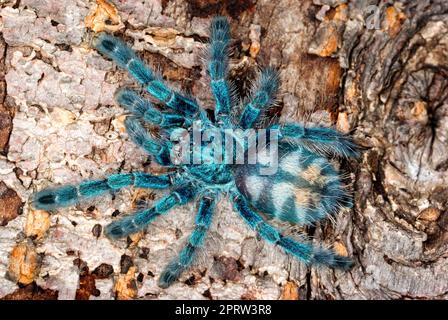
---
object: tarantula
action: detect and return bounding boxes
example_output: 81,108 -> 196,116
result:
31,17 -> 359,288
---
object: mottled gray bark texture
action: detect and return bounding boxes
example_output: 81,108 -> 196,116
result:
0,0 -> 446,300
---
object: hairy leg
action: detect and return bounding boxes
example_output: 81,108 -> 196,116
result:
124,116 -> 173,165
208,16 -> 233,126
116,89 -> 189,128
272,123 -> 360,158
232,191 -> 353,270
105,183 -> 197,239
158,195 -> 216,288
94,33 -> 200,117
239,68 -> 280,129
31,172 -> 172,211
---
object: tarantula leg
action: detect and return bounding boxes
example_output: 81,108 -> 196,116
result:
158,195 -> 216,288
239,68 -> 280,129
94,33 -> 199,117
208,16 -> 232,126
105,183 -> 197,239
116,89 -> 190,128
31,172 -> 172,211
232,191 -> 353,270
273,123 -> 360,158
124,116 -> 173,165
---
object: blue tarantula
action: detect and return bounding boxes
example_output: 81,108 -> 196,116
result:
31,17 -> 359,288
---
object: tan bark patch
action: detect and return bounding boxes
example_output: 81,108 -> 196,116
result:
326,3 -> 349,22
337,112 -> 350,133
384,6 -> 407,37
111,115 -> 127,135
333,241 -> 349,257
418,207 -> 441,222
50,108 -> 77,125
309,23 -> 340,58
85,0 -> 124,33
127,231 -> 145,248
114,266 -> 138,300
317,25 -> 339,57
280,281 -> 299,300
326,60 -> 342,93
411,101 -> 429,124
7,242 -> 41,285
24,209 -> 51,240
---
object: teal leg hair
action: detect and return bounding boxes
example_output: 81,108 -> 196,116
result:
124,116 -> 172,165
94,33 -> 199,116
232,191 -> 353,270
239,68 -> 280,128
105,183 -> 197,239
273,123 -> 360,158
116,89 -> 189,128
31,172 -> 172,211
208,17 -> 232,126
158,195 -> 216,288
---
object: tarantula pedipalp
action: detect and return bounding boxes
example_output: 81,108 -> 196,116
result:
31,17 -> 359,288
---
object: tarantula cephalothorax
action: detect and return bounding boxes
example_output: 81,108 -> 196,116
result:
31,17 -> 359,288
